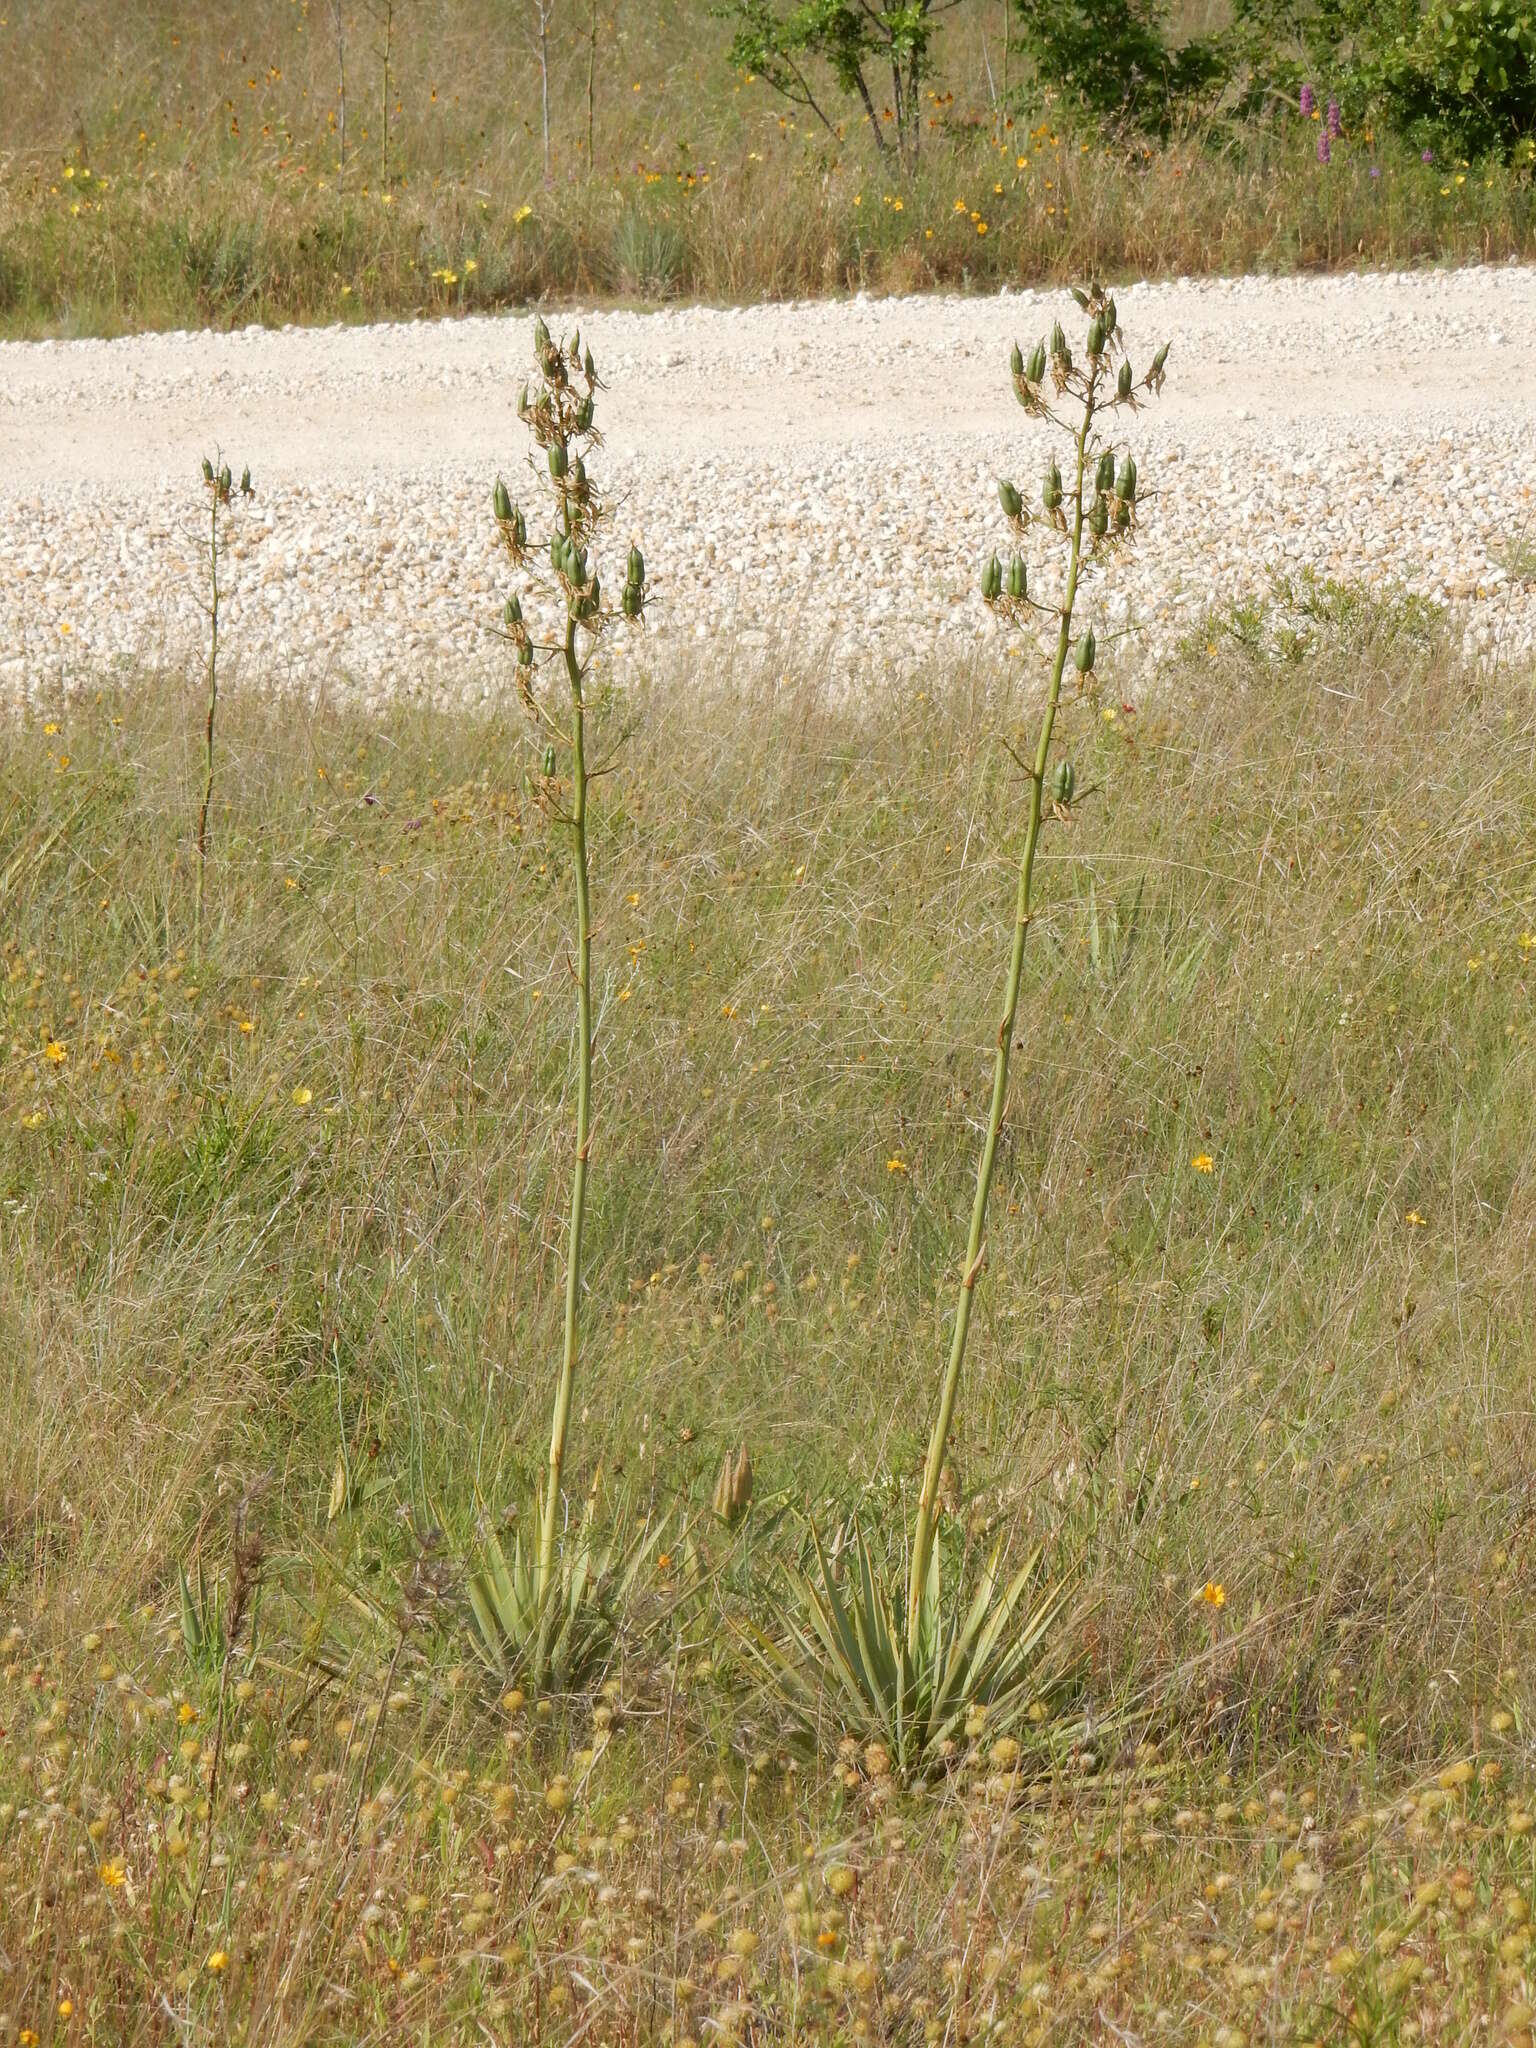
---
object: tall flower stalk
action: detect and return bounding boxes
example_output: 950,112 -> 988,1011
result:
906,285 -> 1168,1655
193,455 -> 253,962
755,286 -> 1167,1781
475,319 -> 650,1688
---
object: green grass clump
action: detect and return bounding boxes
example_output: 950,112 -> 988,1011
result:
1,611 -> 1535,2038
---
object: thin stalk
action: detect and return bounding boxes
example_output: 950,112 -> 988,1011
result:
331,0 -> 347,177
586,0 -> 598,175
905,378 -> 1096,1656
536,574 -> 592,1675
538,0 -> 553,185
379,0 -> 392,185
193,484 -> 220,963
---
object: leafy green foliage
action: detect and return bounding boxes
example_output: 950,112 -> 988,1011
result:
1011,0 -> 1226,136
1363,0 -> 1536,160
720,0 -> 953,165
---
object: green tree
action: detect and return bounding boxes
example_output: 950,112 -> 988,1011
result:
721,0 -> 965,167
1012,0 -> 1225,137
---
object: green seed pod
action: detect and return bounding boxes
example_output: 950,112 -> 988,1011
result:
1113,497 -> 1132,531
504,593 -> 523,627
218,464 -> 232,492
1116,457 -> 1137,503
518,637 -> 534,668
575,394 -> 594,432
1005,554 -> 1026,601
551,534 -> 568,575
511,507 -> 528,549
1050,321 -> 1067,361
543,743 -> 556,776
1051,758 -> 1075,804
571,546 -> 588,585
493,478 -> 513,523
549,442 -> 569,480
534,316 -> 551,351
1042,461 -> 1063,513
1103,298 -> 1117,337
584,347 -> 596,382
201,457 -> 214,484
1027,341 -> 1046,385
1009,341 -> 1024,379
981,553 -> 1003,603
1074,628 -> 1097,674
1095,451 -> 1116,494
1117,360 -> 1133,400
622,581 -> 642,619
517,383 -> 531,420
571,455 -> 588,497
1088,493 -> 1109,539
998,478 -> 1023,521
1087,317 -> 1105,358
240,467 -> 252,496
627,545 -> 645,587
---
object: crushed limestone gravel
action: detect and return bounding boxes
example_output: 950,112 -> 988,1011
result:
2,263 -> 1535,704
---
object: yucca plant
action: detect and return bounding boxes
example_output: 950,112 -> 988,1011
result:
752,1522 -> 1069,1779
469,319 -> 655,1691
192,453 -> 254,962
466,1490 -> 664,1686
761,284 -> 1169,1780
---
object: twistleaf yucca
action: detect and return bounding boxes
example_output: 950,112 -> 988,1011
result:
467,321 -> 656,1691
762,285 -> 1168,1780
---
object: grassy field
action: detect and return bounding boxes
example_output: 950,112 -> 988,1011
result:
1,0 -> 1534,337
2,600 -> 1536,2042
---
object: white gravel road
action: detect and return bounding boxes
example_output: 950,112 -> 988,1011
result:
3,263 -> 1535,704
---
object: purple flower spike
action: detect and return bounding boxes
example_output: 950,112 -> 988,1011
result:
1327,97 -> 1341,136
1421,147 -> 1434,162
1370,164 -> 1381,178
1300,82 -> 1316,117
1317,130 -> 1331,164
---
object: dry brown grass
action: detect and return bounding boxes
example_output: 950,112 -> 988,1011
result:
1,603 -> 1534,2038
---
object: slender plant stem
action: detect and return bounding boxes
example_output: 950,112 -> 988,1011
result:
905,377 -> 1096,1656
193,484 -> 220,964
536,578 -> 593,1676
538,0 -> 553,184
586,0 -> 598,175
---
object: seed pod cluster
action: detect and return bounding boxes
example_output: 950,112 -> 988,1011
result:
493,317 -> 640,699
621,544 -> 646,622
201,454 -> 254,507
1011,338 -> 1050,415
